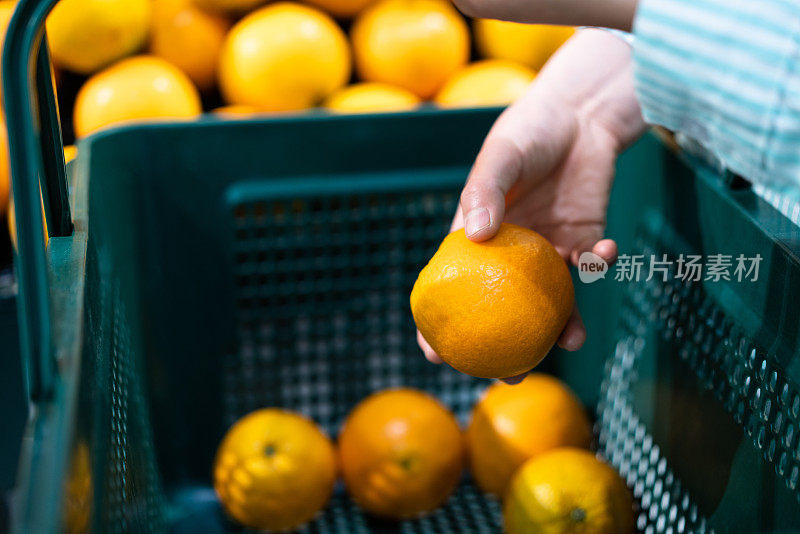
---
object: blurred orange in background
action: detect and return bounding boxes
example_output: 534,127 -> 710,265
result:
46,0 -> 151,74
0,0 -> 14,98
324,82 -> 420,113
304,0 -> 376,19
474,19 -> 575,72
0,120 -> 8,216
218,3 -> 351,111
151,0 -> 231,92
73,56 -> 202,137
435,59 -> 536,108
351,0 -> 470,99
211,105 -> 263,117
191,0 -> 266,14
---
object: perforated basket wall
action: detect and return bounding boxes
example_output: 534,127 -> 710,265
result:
598,223 -> 800,534
223,185 -> 505,533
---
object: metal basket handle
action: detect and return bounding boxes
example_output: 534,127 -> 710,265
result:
3,0 -> 73,400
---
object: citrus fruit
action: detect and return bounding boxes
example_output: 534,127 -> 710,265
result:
63,441 -> 92,534
504,448 -> 634,534
191,0 -> 266,14
410,223 -> 574,379
46,0 -> 151,74
435,59 -> 535,108
150,0 -> 231,92
212,105 -> 263,117
303,0 -> 375,18
0,120 -> 8,216
73,56 -> 202,138
0,0 -> 15,97
466,374 -> 592,496
435,59 -> 536,107
63,145 -> 78,165
213,408 -> 337,531
474,20 -> 575,72
338,388 -> 464,518
0,1 -> 13,45
219,3 -> 351,111
8,146 -> 76,251
351,0 -> 469,98
324,83 -> 420,113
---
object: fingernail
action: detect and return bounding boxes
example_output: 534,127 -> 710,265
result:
465,208 -> 491,237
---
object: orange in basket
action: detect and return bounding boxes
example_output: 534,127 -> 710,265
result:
213,409 -> 337,531
466,374 -> 592,496
504,448 -> 635,534
338,388 -> 464,518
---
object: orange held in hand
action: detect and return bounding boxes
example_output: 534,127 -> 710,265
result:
411,223 -> 574,379
338,388 -> 464,519
504,448 -> 635,534
213,409 -> 337,531
466,374 -> 592,496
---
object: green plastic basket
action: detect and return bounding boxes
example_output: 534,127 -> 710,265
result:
5,0 -> 800,532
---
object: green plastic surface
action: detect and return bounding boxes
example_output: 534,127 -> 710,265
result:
5,106 -> 797,532
3,1 -> 800,530
3,0 -> 71,403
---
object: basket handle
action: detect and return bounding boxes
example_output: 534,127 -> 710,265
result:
3,0 -> 73,401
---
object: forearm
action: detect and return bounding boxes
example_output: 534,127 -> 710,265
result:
454,0 -> 638,31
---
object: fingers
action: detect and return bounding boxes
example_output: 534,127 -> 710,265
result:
417,330 -> 443,364
569,237 -> 618,267
557,305 -> 587,351
501,373 -> 527,385
592,238 -> 618,265
459,135 -> 523,242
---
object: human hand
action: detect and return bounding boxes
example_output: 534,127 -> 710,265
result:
417,30 -> 647,383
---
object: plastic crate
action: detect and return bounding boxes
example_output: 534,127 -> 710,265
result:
5,1 -> 800,533
0,263 -> 25,493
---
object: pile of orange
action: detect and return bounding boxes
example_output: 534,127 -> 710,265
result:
0,0 -> 575,239
42,0 -> 574,137
214,376 -> 634,532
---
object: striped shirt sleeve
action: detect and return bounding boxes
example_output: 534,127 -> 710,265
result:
632,0 -> 800,190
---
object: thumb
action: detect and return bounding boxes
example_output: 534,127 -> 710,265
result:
459,136 -> 522,242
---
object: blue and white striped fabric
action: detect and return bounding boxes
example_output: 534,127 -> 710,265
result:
632,0 -> 800,196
